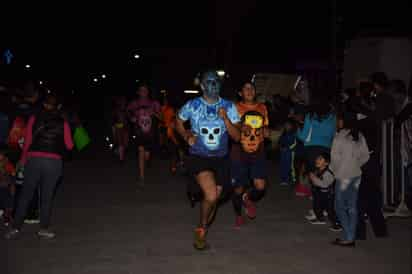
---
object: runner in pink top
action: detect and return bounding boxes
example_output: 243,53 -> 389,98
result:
127,84 -> 161,187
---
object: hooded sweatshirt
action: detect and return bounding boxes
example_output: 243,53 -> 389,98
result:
330,129 -> 370,180
297,114 -> 336,148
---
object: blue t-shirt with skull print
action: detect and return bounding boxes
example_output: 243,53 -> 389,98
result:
178,97 -> 240,157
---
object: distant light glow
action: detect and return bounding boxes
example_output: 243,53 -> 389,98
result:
134,54 -> 140,59
160,90 -> 167,94
47,89 -> 51,94
25,64 -> 31,69
216,70 -> 225,77
93,78 -> 99,82
39,81 -> 43,85
109,143 -> 113,148
184,90 -> 200,94
105,137 -> 110,141
132,135 -> 136,139
101,74 -> 106,79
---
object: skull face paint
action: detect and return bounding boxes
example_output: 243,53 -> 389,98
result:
240,112 -> 265,153
200,71 -> 221,100
199,121 -> 223,150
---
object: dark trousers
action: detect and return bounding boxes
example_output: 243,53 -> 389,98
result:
14,184 -> 39,219
0,187 -> 13,209
279,149 -> 292,183
14,157 -> 63,230
357,155 -> 388,238
312,186 -> 336,223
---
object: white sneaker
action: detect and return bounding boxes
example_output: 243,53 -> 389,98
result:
305,209 -> 317,221
37,230 -> 56,239
24,219 -> 40,224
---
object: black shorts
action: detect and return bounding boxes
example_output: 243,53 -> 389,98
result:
185,154 -> 229,186
231,158 -> 267,188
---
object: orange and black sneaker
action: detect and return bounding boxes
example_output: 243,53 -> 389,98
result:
193,227 -> 209,250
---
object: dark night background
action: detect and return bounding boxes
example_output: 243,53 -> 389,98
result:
1,1 -> 411,121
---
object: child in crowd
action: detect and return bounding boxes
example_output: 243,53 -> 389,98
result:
0,146 -> 16,226
231,81 -> 269,229
278,119 -> 296,186
307,152 -> 340,231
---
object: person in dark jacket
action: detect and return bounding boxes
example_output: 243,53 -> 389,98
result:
5,94 -> 74,240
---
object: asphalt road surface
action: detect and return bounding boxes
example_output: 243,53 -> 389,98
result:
2,146 -> 411,274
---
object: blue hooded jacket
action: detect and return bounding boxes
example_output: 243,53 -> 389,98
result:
297,113 -> 336,148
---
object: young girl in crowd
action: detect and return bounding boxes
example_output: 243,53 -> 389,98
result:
127,84 -> 161,187
330,113 -> 370,247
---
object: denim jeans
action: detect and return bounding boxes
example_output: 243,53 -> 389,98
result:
335,177 -> 361,241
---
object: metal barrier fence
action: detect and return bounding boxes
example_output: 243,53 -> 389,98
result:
381,119 -> 411,218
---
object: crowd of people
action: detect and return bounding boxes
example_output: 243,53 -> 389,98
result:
0,83 -> 78,239
1,70 -> 410,251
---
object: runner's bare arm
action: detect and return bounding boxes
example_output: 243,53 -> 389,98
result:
218,108 -> 240,142
176,118 -> 195,145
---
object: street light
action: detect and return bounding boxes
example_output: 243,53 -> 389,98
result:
184,90 -> 199,94
101,74 -> 107,79
134,54 -> 140,59
216,70 -> 225,77
25,64 -> 31,69
93,78 -> 99,83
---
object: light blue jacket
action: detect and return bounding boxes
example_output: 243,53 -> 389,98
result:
297,114 -> 336,148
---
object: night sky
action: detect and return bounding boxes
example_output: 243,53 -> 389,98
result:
2,1 -> 410,97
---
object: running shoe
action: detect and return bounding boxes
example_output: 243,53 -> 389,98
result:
309,218 -> 327,225
4,228 -> 20,240
193,227 -> 208,250
24,219 -> 40,224
329,224 -> 343,232
305,211 -> 317,221
243,194 -> 256,219
37,230 -> 56,239
234,216 -> 245,229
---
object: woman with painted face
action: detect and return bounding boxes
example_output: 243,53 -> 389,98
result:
176,71 -> 240,250
127,84 -> 161,188
5,94 -> 74,240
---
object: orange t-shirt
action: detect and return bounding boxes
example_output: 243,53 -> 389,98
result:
161,105 -> 178,144
161,105 -> 176,128
236,102 -> 269,127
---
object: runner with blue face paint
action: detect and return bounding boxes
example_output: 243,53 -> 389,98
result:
176,71 -> 240,250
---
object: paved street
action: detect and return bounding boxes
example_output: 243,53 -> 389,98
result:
2,146 -> 411,274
